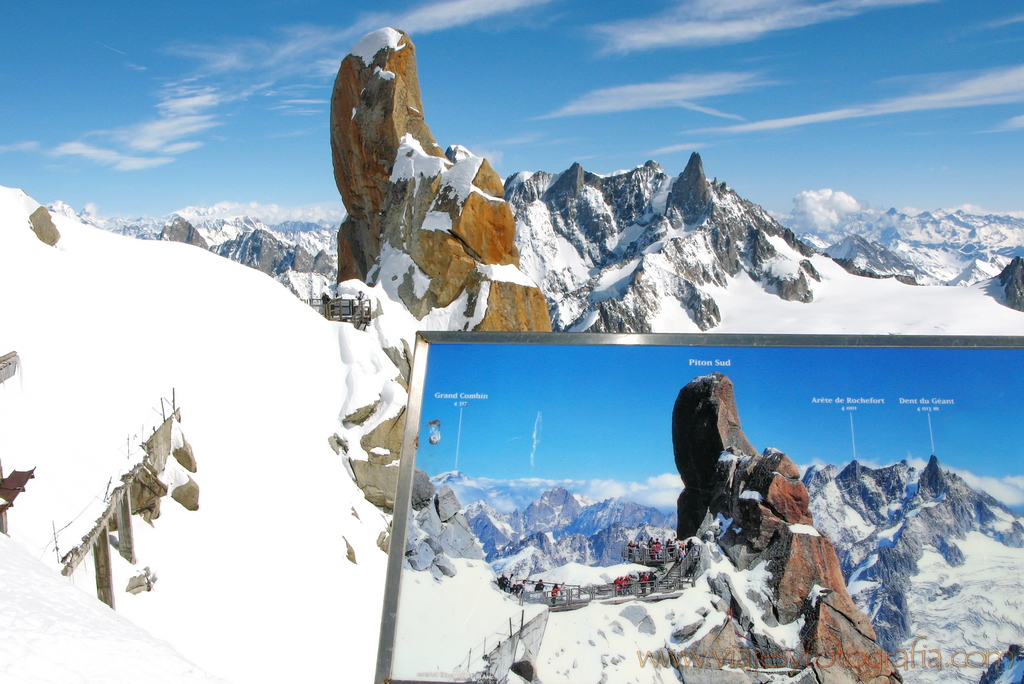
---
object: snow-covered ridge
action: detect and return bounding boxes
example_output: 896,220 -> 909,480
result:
0,184 -> 419,684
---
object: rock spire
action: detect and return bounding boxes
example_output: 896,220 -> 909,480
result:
330,28 -> 550,331
672,372 -> 899,684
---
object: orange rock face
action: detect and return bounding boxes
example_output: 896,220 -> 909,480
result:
764,474 -> 813,525
451,192 -> 518,266
330,28 -> 445,281
330,28 -> 551,333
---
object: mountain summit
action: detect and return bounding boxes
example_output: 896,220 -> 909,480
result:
507,154 -> 819,331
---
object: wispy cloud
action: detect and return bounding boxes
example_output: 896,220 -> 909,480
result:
981,12 -> 1024,30
53,82 -> 229,171
594,0 -> 936,53
392,0 -> 555,33
1000,113 -> 1024,130
543,72 -> 765,118
170,0 -> 556,80
647,142 -> 709,156
52,142 -> 173,171
0,141 -> 40,153
699,64 -> 1024,133
529,412 -> 542,468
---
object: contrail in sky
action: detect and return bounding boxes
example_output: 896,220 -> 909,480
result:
530,412 -> 542,468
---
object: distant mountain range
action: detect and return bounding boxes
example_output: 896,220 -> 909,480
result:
47,201 -> 338,299
430,475 -> 676,577
796,207 -> 1024,286
51,155 -> 1024,331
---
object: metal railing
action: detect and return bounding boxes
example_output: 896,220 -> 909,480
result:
621,543 -> 684,566
0,351 -> 19,386
305,296 -> 372,329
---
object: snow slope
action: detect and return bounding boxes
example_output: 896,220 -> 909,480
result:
0,186 -> 408,684
0,533 -> 227,684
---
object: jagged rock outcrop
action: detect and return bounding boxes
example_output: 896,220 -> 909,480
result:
999,257 -> 1024,312
331,28 -> 444,282
28,206 -> 60,246
330,28 -> 550,332
507,153 -> 818,331
159,217 -> 209,249
405,485 -> 485,579
672,373 -> 898,684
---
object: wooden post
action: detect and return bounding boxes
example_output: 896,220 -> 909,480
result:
0,459 -> 6,536
115,489 -> 136,564
93,526 -> 115,609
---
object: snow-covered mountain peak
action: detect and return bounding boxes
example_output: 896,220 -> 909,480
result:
805,455 -> 1024,675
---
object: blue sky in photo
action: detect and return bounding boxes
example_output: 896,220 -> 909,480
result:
1,0 -> 1022,219
416,341 -> 1024,493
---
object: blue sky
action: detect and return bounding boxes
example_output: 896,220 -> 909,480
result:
417,341 -> 1024,512
1,0 -> 1022,222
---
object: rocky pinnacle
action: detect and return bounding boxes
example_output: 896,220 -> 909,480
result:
671,372 -> 899,684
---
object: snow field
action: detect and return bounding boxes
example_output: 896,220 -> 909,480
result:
1,186 -> 400,683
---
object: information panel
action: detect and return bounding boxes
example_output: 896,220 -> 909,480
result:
377,333 -> 1024,684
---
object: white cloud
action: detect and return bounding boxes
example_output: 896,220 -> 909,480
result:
394,0 -> 555,33
1001,113 -> 1024,130
580,473 -> 683,512
701,64 -> 1024,134
125,115 -> 218,152
981,12 -> 1024,30
543,72 -> 765,118
647,142 -> 709,156
52,142 -> 173,171
172,200 -> 347,225
170,0 -> 556,81
946,467 -> 1024,508
157,86 -> 223,116
787,188 -> 869,233
0,141 -> 39,153
593,0 -> 936,53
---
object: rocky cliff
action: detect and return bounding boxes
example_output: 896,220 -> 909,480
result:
330,28 -> 550,332
672,372 -> 899,684
999,257 -> 1024,312
507,153 -> 818,331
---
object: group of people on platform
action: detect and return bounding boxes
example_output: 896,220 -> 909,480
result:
625,534 -> 700,564
496,574 -> 525,597
492,534 -> 703,606
613,571 -> 659,596
625,535 -> 674,563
